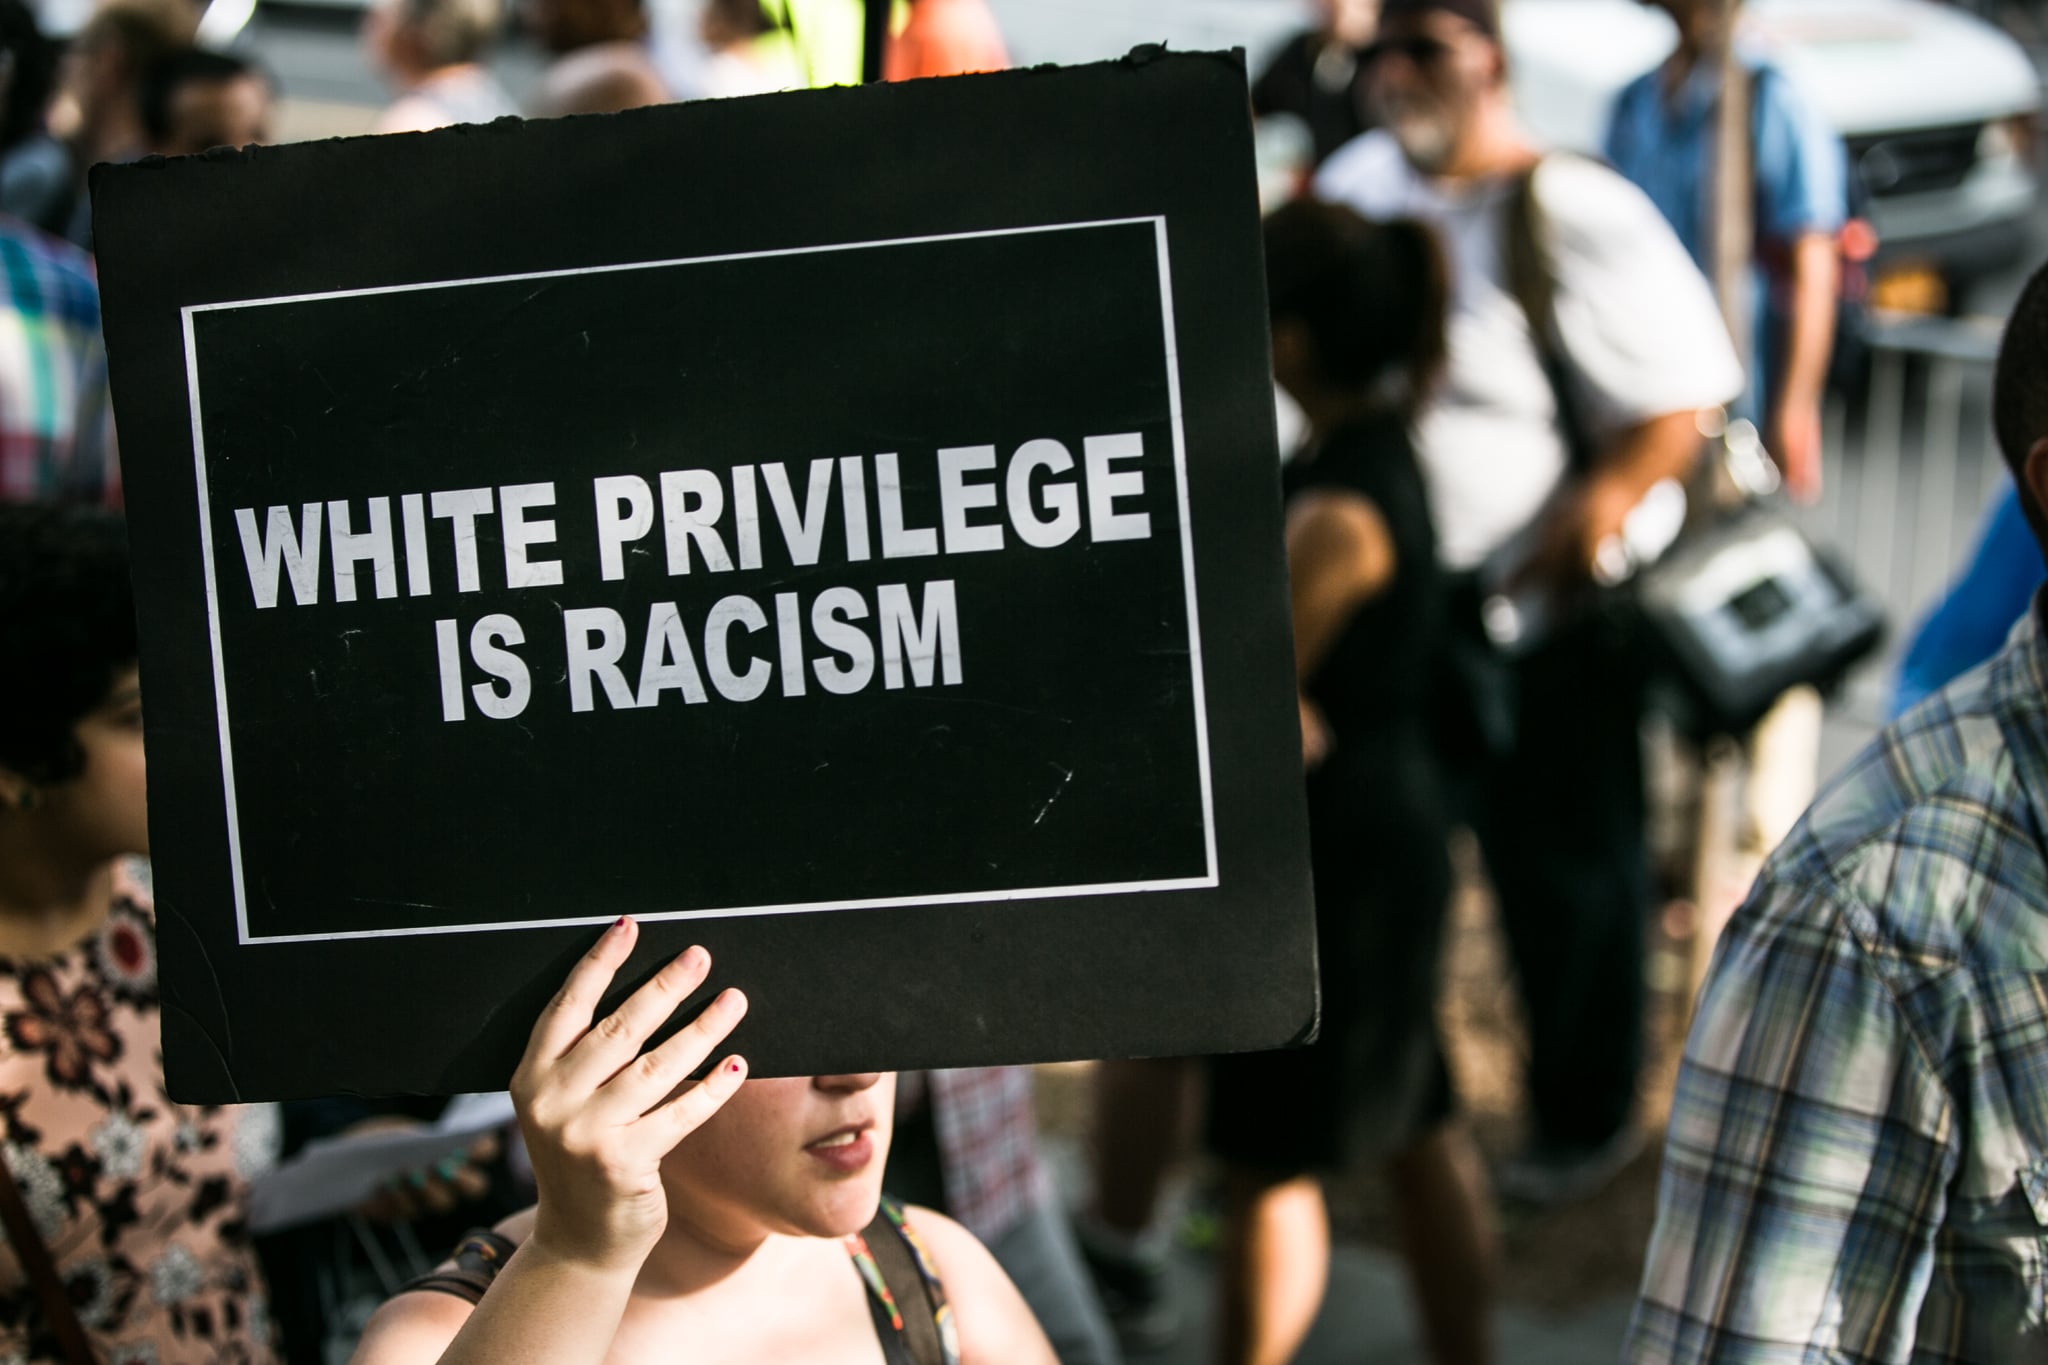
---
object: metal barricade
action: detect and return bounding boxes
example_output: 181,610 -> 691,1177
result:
1678,310 -> 2009,1000
1808,310 -> 2008,731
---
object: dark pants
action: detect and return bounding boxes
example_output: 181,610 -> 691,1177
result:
1446,587 -> 1649,1149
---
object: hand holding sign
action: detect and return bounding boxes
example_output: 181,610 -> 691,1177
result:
515,919 -> 748,1276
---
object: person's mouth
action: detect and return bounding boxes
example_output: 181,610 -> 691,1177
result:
803,1122 -> 876,1174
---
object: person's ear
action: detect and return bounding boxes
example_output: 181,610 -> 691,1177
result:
1480,36 -> 1508,87
2023,436 -> 2048,534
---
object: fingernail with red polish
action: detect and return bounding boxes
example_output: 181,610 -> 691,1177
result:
612,916 -> 631,934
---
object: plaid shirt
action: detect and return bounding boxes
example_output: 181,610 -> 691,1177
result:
897,1067 -> 1052,1244
0,215 -> 116,504
1628,598 -> 2048,1362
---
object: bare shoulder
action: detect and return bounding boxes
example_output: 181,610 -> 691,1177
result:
349,1286 -> 474,1364
896,1203 -> 982,1275
898,1206 -> 1056,1365
1287,489 -> 1395,594
1288,487 -> 1390,550
346,1208 -> 537,1364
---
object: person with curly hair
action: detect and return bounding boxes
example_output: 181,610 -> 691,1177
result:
0,502 -> 280,1362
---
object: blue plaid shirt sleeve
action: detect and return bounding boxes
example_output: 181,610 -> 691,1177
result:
1627,876 -> 1956,1362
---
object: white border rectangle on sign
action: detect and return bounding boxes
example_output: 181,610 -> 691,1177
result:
181,217 -> 1216,945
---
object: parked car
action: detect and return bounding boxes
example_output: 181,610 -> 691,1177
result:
1506,0 -> 2042,310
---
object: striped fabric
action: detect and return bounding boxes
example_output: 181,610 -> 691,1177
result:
0,215 -> 116,505
1627,599 -> 2048,1361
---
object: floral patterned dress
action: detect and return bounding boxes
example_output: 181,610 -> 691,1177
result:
0,864 -> 279,1364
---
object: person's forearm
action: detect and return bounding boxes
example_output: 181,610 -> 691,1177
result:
1774,233 -> 1839,417
1516,409 -> 1703,586
1592,408 -> 1703,502
434,1241 -> 636,1365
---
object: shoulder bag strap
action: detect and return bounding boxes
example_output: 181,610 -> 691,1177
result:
1503,157 -> 1598,473
0,1161 -> 98,1365
860,1204 -> 948,1365
1713,53 -> 1756,342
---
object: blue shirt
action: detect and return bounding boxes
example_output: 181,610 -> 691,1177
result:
1604,54 -> 1847,418
1891,482 -> 2046,718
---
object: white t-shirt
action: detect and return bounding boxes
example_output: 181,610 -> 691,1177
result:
1314,130 -> 1743,571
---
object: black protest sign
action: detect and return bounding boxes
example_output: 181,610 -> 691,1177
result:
94,51 -> 1314,1102
198,223 -> 1206,938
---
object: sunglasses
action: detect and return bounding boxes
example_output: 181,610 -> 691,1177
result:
1359,34 -> 1459,68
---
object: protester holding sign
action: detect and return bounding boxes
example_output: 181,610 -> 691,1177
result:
1203,200 -> 1495,1365
351,918 -> 1056,1365
0,504 -> 280,1363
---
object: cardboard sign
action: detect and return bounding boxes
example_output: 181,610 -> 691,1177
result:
94,50 -> 1314,1102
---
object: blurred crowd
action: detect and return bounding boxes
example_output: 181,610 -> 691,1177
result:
5,0 -> 2048,1363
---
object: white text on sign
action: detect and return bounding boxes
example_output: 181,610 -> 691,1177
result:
228,434 -> 1155,722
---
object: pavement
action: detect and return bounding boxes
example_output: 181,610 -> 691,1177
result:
1038,1136 -> 1637,1365
1121,1238 -> 1636,1365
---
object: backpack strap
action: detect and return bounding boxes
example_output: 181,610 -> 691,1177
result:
849,1198 -> 956,1365
1502,160 -> 1554,356
398,1227 -> 520,1305
1711,54 -> 1756,344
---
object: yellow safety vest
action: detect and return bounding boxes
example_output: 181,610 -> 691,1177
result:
754,0 -> 909,88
